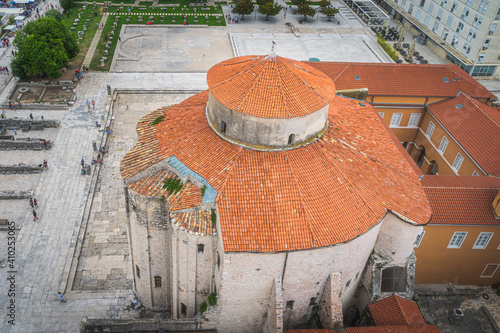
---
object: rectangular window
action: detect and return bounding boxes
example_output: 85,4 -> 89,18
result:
402,0 -> 407,7
466,0 -> 473,5
446,15 -> 453,27
467,29 -> 473,41
409,3 -> 414,15
419,0 -> 425,7
437,8 -> 443,21
433,21 -> 440,33
136,265 -> 141,279
496,8 -> 500,20
448,232 -> 467,248
490,24 -> 497,35
452,153 -> 464,171
438,136 -> 449,153
451,35 -> 459,47
462,42 -> 471,55
478,53 -> 485,63
408,113 -> 421,127
473,232 -> 493,249
472,171 -> 479,176
471,65 -> 497,77
390,113 -> 403,127
378,112 -> 385,119
456,22 -> 464,34
461,8 -> 469,20
426,121 -> 435,138
481,264 -> 500,278
416,9 -> 422,20
477,16 -> 482,29
451,1 -> 457,13
428,2 -> 434,14
482,1 -> 489,14
484,39 -> 491,49
442,28 -> 449,40
440,0 -> 446,6
471,31 -> 477,44
473,14 -> 479,28
414,231 -> 426,247
424,15 -> 430,26
154,276 -> 162,287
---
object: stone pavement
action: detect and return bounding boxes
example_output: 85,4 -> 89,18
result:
82,13 -> 109,70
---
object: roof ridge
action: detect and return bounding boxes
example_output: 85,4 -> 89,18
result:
462,93 -> 500,130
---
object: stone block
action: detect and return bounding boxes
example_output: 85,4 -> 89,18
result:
126,19 -> 130,23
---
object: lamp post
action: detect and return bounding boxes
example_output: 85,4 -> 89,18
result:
255,5 -> 258,19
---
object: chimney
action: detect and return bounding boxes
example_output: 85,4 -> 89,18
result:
493,190 -> 500,218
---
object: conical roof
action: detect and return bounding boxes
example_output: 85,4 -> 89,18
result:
207,55 -> 336,119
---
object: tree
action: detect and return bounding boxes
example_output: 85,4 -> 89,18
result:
318,0 -> 339,21
59,0 -> 74,11
45,9 -> 63,21
12,18 -> 79,79
297,2 -> 316,21
258,1 -> 282,20
234,0 -> 254,20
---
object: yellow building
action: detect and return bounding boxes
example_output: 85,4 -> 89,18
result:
415,175 -> 500,285
307,62 -> 499,177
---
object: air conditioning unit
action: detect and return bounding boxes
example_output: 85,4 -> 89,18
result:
489,31 -> 495,35
483,46 -> 489,50
453,308 -> 464,319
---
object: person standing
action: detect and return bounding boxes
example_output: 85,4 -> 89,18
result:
92,100 -> 95,110
30,198 -> 34,208
34,198 -> 38,208
58,292 -> 67,302
33,209 -> 38,221
86,100 -> 90,110
29,113 -> 33,120
43,160 -> 48,170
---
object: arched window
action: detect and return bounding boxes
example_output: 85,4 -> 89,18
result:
220,121 -> 227,134
288,134 -> 295,145
346,279 -> 351,288
198,244 -> 205,254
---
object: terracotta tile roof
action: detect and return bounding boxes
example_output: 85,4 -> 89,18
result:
287,327 -> 442,333
426,93 -> 500,176
127,170 -> 203,211
369,294 -> 425,326
305,62 -> 496,100
422,175 -> 500,225
207,55 -> 336,118
171,209 -> 215,236
121,89 -> 431,252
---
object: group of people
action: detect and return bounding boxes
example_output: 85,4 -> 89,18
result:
8,101 -> 22,110
29,197 -> 39,221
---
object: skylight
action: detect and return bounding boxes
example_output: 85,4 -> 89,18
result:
443,77 -> 449,83
355,75 -> 361,80
455,104 -> 464,108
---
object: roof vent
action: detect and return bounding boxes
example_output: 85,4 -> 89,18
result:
455,104 -> 464,108
359,102 -> 366,106
355,75 -> 361,80
443,77 -> 449,83
452,308 -> 464,320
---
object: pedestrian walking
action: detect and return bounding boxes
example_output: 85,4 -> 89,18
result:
29,113 -> 33,120
86,99 -> 90,110
33,209 -> 38,221
34,198 -> 38,208
96,22 -> 99,29
118,36 -> 121,42
8,102 -> 11,109
13,128 -> 16,135
81,159 -> 85,167
43,160 -> 48,170
30,198 -> 34,208
92,100 -> 95,109
58,292 -> 67,302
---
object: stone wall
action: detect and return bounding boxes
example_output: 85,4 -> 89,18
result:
0,190 -> 33,199
0,119 -> 60,128
263,276 -> 284,333
319,271 -> 343,330
207,91 -> 329,149
0,138 -> 52,151
0,164 -> 44,174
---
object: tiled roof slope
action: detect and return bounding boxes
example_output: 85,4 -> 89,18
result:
305,62 -> 495,100
422,175 -> 500,225
287,326 -> 442,333
369,294 -> 425,326
427,93 -> 500,176
171,209 -> 215,236
207,55 -> 336,118
121,90 -> 431,252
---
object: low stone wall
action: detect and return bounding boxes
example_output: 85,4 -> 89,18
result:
0,190 -> 33,199
0,138 -> 53,151
0,163 -> 44,174
0,119 -> 60,128
0,103 -> 68,110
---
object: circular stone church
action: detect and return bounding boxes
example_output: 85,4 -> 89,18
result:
120,54 -> 431,332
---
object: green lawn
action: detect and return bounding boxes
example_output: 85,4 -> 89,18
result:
285,1 -> 322,4
90,12 -> 225,71
107,3 -> 224,14
62,4 -> 102,69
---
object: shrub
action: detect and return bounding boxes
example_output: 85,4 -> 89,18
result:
199,301 -> 208,314
208,292 -> 217,306
163,176 -> 183,195
377,34 -> 399,62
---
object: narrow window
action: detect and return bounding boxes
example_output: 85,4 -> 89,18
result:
426,122 -> 435,138
288,134 -> 295,145
220,121 -> 227,134
438,137 -> 449,153
414,231 -> 426,247
217,252 -> 220,271
408,113 -> 420,127
181,303 -> 187,316
198,244 -> 205,253
448,232 -> 467,248
452,153 -> 464,171
390,113 -> 403,127
473,232 -> 493,249
154,276 -> 162,288
286,300 -> 295,310
136,265 -> 140,279
355,272 -> 360,280
346,280 -> 351,288
309,297 -> 317,306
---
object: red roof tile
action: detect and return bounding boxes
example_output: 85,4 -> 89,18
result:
121,91 -> 431,252
305,62 -> 495,100
287,327 -> 442,333
369,294 -> 425,326
426,93 -> 500,176
207,55 -> 336,118
422,175 -> 500,225
171,209 -> 215,236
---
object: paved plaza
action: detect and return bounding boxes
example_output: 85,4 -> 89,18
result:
0,1 -> 498,332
